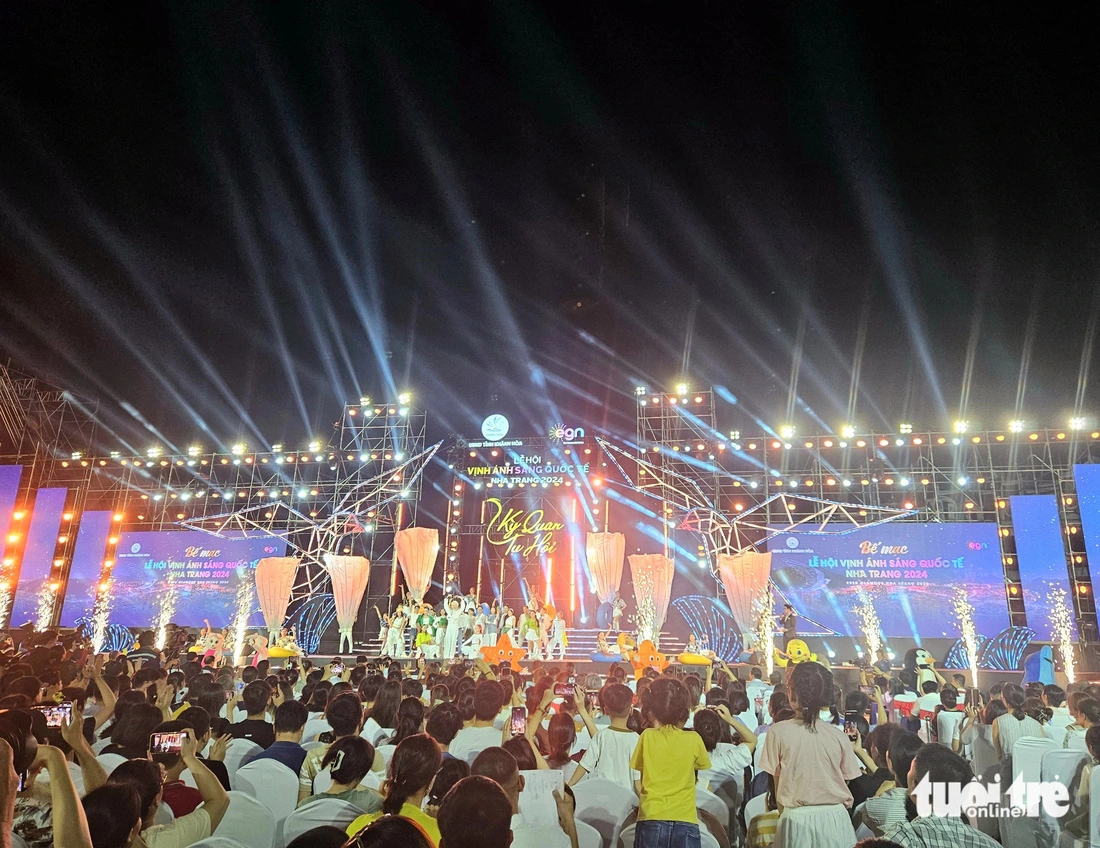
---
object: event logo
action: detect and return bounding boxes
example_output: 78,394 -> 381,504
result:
484,497 -> 564,558
481,414 -> 510,442
130,543 -> 141,553
548,423 -> 586,444
785,537 -> 799,549
913,774 -> 1068,820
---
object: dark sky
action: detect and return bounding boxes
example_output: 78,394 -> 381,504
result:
1,2 -> 1098,453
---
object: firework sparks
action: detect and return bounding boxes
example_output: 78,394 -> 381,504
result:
229,578 -> 255,666
1050,587 -> 1076,684
631,570 -> 660,644
752,585 -> 775,676
952,587 -> 980,686
34,581 -> 59,631
0,580 -> 12,630
91,585 -> 113,652
153,577 -> 179,650
853,588 -> 882,657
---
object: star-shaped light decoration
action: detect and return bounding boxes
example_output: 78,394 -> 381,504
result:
481,635 -> 528,671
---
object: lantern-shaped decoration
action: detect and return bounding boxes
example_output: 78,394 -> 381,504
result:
586,532 -> 626,603
255,557 -> 300,641
323,554 -> 371,653
628,554 -> 675,645
394,527 -> 439,603
717,551 -> 773,636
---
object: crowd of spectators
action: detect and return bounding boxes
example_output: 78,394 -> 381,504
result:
0,627 -> 1093,848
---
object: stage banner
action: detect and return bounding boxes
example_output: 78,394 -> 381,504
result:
109,531 -> 286,627
717,551 -> 772,635
395,527 -> 438,603
765,523 -> 1009,639
629,554 -> 674,643
586,532 -> 625,603
255,557 -> 300,639
323,554 -> 371,629
1011,495 -> 1077,641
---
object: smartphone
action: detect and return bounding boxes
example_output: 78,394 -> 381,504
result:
553,683 -> 574,698
567,675 -> 575,685
33,701 -> 72,728
150,731 -> 184,754
966,687 -> 981,708
585,691 -> 598,713
332,663 -> 345,675
235,680 -> 245,693
843,710 -> 859,741
509,706 -> 528,737
859,685 -> 875,697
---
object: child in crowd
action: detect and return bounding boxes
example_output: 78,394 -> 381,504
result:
757,661 -> 862,848
569,682 -> 638,790
631,676 -> 711,848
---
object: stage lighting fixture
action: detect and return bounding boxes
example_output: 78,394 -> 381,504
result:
152,494 -> 163,502
953,420 -> 969,433
359,397 -> 371,405
675,382 -> 689,396
1070,416 -> 1087,430
231,443 -> 245,455
1008,420 -> 1024,433
147,447 -> 162,458
841,425 -> 856,438
110,451 -> 121,459
899,423 -> 913,434
779,424 -> 795,439
180,493 -> 191,501
70,451 -> 83,460
307,440 -> 321,452
399,407 -> 409,416
398,391 -> 412,405
634,386 -> 646,396
957,476 -> 968,486
187,445 -> 201,457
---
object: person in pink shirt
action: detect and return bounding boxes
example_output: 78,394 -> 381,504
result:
758,662 -> 862,848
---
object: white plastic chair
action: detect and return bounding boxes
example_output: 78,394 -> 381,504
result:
1041,747 -> 1089,842
695,786 -> 726,825
1045,723 -> 1069,747
361,771 -> 382,791
181,768 -> 198,788
572,777 -> 636,848
375,744 -> 396,772
1090,766 -> 1100,848
213,790 -> 276,848
91,737 -> 111,754
744,791 -> 766,827
188,839 -> 249,848
223,739 -> 264,782
300,718 -> 331,744
154,803 -> 175,825
282,798 -> 368,844
575,820 -> 602,848
96,753 -> 127,775
312,769 -> 334,795
301,741 -> 325,753
1013,736 -> 1059,804
234,760 -> 300,831
751,731 -> 767,777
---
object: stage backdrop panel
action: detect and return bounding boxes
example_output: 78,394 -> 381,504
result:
59,511 -> 114,627
109,531 -> 286,627
1011,494 -> 1077,641
10,488 -> 67,627
1074,464 -> 1100,580
766,522 -> 1009,639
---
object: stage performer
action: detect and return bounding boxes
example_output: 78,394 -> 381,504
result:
374,606 -> 389,654
611,593 -> 626,632
501,606 -> 516,644
485,602 -> 499,641
199,619 -> 226,666
777,603 -> 798,648
595,631 -> 620,656
247,633 -> 269,667
524,607 -> 542,660
382,613 -> 402,656
462,624 -> 486,659
546,612 -> 567,661
433,606 -> 448,649
443,598 -> 463,658
392,607 -> 409,658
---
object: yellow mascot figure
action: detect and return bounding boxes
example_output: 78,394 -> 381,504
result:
773,638 -> 817,668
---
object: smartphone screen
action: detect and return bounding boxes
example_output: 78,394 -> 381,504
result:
150,731 -> 184,754
235,681 -> 245,693
34,701 -> 73,728
509,707 -> 527,737
553,683 -> 574,698
843,709 -> 859,741
585,691 -> 598,713
332,663 -> 344,675
859,685 -> 875,697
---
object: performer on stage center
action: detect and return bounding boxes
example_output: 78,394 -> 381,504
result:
777,603 -> 797,649
501,606 -> 516,645
546,612 -> 566,661
443,598 -> 463,658
611,592 -> 626,632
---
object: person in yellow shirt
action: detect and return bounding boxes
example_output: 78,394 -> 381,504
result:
347,733 -> 443,845
630,676 -> 711,848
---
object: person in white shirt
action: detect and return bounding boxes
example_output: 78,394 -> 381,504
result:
450,679 -> 508,764
462,625 -> 486,659
569,682 -> 638,789
471,747 -> 578,848
692,704 -> 756,790
546,613 -> 567,661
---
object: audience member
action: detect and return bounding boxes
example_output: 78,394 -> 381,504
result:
250,699 -> 308,773
227,680 -> 275,749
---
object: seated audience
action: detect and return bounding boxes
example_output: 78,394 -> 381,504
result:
450,680 -> 507,764
471,747 -> 577,848
297,735 -> 383,813
251,699 -> 309,773
228,680 -> 275,749
347,733 -> 443,843
437,775 -> 515,848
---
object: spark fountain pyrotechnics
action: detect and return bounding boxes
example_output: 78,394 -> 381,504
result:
91,585 -> 113,652
1050,587 -> 1077,684
229,579 -> 255,666
34,581 -> 58,632
753,585 -> 775,676
953,587 -> 980,687
853,588 -> 882,657
153,577 -> 180,651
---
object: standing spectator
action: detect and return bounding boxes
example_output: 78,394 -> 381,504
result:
569,683 -> 638,789
992,682 -> 1045,760
630,677 -> 711,848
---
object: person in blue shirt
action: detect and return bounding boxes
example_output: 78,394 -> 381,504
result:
250,700 -> 309,774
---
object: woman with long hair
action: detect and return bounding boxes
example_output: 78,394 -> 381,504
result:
389,697 -> 425,746
98,688 -> 146,741
757,662 -> 861,848
345,816 -> 434,848
544,711 -> 577,770
298,736 -> 383,813
102,703 -> 164,759
363,680 -> 401,745
992,682 -> 1046,760
1064,696 -> 1100,748
346,734 -> 443,844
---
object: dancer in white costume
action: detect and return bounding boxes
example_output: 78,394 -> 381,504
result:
462,624 -> 486,659
546,612 -> 566,660
443,599 -> 462,658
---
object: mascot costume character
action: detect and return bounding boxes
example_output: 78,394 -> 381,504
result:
903,647 -> 938,688
774,638 -> 817,668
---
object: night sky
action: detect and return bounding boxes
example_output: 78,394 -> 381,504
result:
1,3 -> 1098,452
